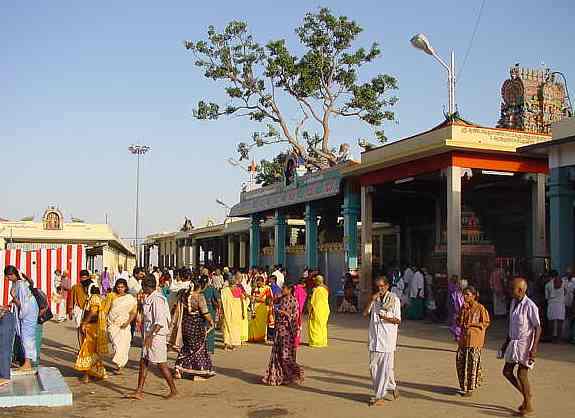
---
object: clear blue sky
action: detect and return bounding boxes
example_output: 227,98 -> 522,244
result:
1,0 -> 573,239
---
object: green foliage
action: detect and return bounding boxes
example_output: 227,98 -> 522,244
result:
184,8 -> 398,168
255,152 -> 289,186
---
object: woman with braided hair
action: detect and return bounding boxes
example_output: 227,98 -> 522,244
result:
171,274 -> 215,380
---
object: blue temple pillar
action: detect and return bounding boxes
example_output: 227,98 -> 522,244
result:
250,214 -> 261,268
305,203 -> 318,270
342,182 -> 360,270
274,209 -> 287,266
549,166 -> 575,273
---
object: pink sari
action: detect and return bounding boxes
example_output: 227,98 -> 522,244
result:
293,284 -> 307,347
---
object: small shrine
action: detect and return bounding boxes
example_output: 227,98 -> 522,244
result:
42,206 -> 63,231
435,207 -> 495,257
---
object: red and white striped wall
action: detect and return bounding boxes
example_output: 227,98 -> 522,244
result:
0,244 -> 85,305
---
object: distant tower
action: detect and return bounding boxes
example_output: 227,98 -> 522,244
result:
497,64 -> 569,134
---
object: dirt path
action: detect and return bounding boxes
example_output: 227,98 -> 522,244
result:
2,315 -> 574,418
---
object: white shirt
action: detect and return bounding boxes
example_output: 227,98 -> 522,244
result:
368,292 -> 401,353
545,280 -> 565,306
505,296 -> 540,366
142,291 -> 171,337
272,270 -> 285,288
409,271 -> 424,298
127,276 -> 142,296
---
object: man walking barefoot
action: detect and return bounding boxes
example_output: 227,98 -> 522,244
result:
501,277 -> 541,416
129,274 -> 177,400
363,276 -> 401,407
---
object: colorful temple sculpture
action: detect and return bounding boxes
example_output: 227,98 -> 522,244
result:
497,64 -> 570,134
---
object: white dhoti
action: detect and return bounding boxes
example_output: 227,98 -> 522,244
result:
369,351 -> 396,400
547,301 -> 565,321
141,334 -> 167,364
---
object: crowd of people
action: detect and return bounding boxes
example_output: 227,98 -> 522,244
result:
1,260 -> 573,416
0,263 -> 332,398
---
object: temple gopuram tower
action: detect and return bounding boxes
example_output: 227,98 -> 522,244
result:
497,64 -> 570,134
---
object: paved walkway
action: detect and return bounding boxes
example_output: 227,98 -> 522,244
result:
2,315 -> 574,418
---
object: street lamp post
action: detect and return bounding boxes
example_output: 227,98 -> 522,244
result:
411,33 -> 456,116
128,144 -> 150,266
216,198 -> 232,221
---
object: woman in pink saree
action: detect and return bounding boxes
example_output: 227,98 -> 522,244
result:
293,279 -> 307,347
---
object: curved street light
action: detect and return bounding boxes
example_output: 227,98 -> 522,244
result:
411,33 -> 456,116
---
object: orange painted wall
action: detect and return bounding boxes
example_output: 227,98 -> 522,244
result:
360,151 -> 548,186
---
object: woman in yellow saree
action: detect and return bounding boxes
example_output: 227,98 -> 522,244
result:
221,276 -> 243,351
74,284 -> 108,382
308,275 -> 330,348
248,276 -> 272,343
239,275 -> 250,345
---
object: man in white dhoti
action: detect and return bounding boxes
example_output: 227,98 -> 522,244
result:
501,277 -> 541,417
129,274 -> 177,400
363,276 -> 401,407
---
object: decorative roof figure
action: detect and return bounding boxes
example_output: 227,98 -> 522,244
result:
180,217 -> 194,232
42,206 -> 63,230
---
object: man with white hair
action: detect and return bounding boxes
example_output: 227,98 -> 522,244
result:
363,275 -> 401,407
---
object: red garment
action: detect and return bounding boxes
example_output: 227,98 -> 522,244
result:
231,286 -> 244,298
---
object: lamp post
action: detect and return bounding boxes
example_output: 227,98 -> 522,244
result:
411,33 -> 456,116
128,144 -> 150,266
216,198 -> 232,220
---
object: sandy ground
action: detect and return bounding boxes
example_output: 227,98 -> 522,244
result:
1,315 -> 574,418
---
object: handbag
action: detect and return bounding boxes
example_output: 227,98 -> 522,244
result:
31,287 -> 53,324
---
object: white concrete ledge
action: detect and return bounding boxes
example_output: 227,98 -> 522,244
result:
0,367 -> 72,407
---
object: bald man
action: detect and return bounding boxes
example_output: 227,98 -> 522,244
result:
501,277 -> 541,417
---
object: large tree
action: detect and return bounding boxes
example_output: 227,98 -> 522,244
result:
184,7 -> 398,169
255,152 -> 288,186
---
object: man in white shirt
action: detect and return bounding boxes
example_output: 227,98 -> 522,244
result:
128,267 -> 145,296
272,265 -> 285,288
363,276 -> 401,407
501,278 -> 541,416
406,268 -> 424,320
